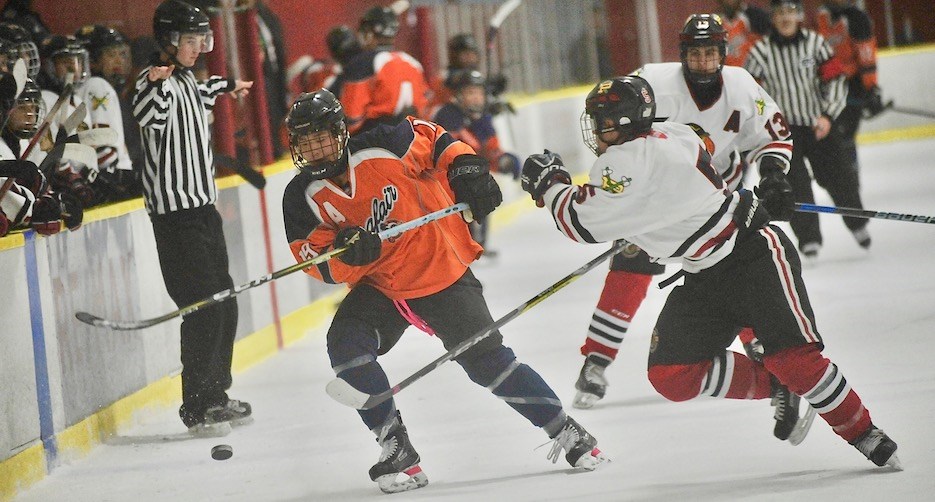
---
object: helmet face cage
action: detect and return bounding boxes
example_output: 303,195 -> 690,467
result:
679,14 -> 727,86
45,43 -> 91,87
5,81 -> 46,139
580,110 -> 600,155
13,40 -> 40,77
289,122 -> 348,178
286,91 -> 350,179
581,77 -> 656,155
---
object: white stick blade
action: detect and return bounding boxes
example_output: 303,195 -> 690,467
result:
325,378 -> 370,409
77,128 -> 119,147
62,143 -> 98,169
13,58 -> 26,97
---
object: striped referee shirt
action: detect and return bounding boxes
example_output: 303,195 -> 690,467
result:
744,29 -> 847,127
132,62 -> 233,215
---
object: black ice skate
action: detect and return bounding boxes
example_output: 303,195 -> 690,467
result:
205,399 -> 253,427
369,412 -> 429,494
770,379 -> 815,444
546,416 -> 608,470
573,355 -> 609,409
851,425 -> 902,470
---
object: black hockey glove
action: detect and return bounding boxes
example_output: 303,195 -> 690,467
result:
30,193 -> 63,236
754,157 -> 795,221
334,226 -> 382,266
862,85 -> 888,119
59,192 -> 84,231
521,150 -> 571,206
448,154 -> 503,220
0,159 -> 45,195
732,188 -> 770,236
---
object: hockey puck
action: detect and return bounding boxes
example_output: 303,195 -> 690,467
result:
211,444 -> 233,461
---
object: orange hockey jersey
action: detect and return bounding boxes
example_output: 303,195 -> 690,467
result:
283,117 -> 483,300
720,6 -> 771,67
341,48 -> 429,135
816,5 -> 878,90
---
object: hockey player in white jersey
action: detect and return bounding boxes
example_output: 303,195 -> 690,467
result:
522,74 -> 901,470
571,13 -> 796,431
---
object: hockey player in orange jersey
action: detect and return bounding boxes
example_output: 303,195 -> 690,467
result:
340,6 -> 428,135
281,89 -> 608,494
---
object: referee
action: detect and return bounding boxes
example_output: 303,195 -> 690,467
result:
745,0 -> 870,260
133,0 -> 253,436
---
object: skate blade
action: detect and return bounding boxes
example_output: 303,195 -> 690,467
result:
187,422 -> 232,438
574,447 -> 610,471
787,406 -> 818,446
376,466 -> 429,493
572,391 -> 601,410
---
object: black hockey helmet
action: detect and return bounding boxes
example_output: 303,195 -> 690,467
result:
286,89 -> 349,180
447,69 -> 486,91
581,75 -> 656,154
359,6 -> 399,39
448,33 -> 479,57
0,38 -> 16,72
325,25 -> 360,64
39,34 -> 90,88
74,24 -> 128,62
679,14 -> 727,86
2,77 -> 44,139
0,23 -> 40,77
771,0 -> 804,9
153,0 -> 214,58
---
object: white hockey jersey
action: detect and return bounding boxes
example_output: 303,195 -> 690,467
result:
75,76 -> 132,173
633,63 -> 792,189
542,121 -> 742,273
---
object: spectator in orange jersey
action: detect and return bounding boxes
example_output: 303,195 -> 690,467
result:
340,6 -> 428,135
815,0 -> 887,174
281,89 -> 608,494
715,0 -> 772,67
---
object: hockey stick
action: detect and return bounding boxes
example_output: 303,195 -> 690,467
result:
215,154 -> 266,189
485,0 -> 522,78
75,203 -> 471,330
795,203 -> 935,225
886,104 -> 935,120
326,239 -> 627,410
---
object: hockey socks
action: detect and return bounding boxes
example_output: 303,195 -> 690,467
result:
459,346 -> 564,428
580,270 -> 653,362
647,351 -> 773,402
764,344 -> 872,443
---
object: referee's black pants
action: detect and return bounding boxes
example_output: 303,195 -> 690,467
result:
787,125 -> 867,251
151,205 -> 238,427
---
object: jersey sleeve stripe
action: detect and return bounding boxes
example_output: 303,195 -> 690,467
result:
566,191 -> 599,244
671,195 -> 733,258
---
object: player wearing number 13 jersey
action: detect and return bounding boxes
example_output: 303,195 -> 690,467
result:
570,14 -> 794,413
340,6 -> 428,135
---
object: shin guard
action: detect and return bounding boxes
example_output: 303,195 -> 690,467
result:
580,271 -> 653,362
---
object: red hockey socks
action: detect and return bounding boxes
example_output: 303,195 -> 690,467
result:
580,271 -> 653,363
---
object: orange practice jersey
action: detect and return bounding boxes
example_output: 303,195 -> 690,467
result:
283,117 -> 482,300
341,49 -> 429,134
720,6 -> 771,67
816,6 -> 878,89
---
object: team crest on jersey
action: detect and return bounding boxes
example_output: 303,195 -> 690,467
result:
600,166 -> 631,194
90,93 -> 109,111
755,98 -> 766,116
365,185 -> 402,239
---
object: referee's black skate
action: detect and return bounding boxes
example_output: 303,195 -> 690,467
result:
851,425 -> 902,470
369,412 -> 428,494
546,416 -> 608,470
205,399 -> 254,427
573,355 -> 609,409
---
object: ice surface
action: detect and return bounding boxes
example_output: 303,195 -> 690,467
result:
16,138 -> 935,501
